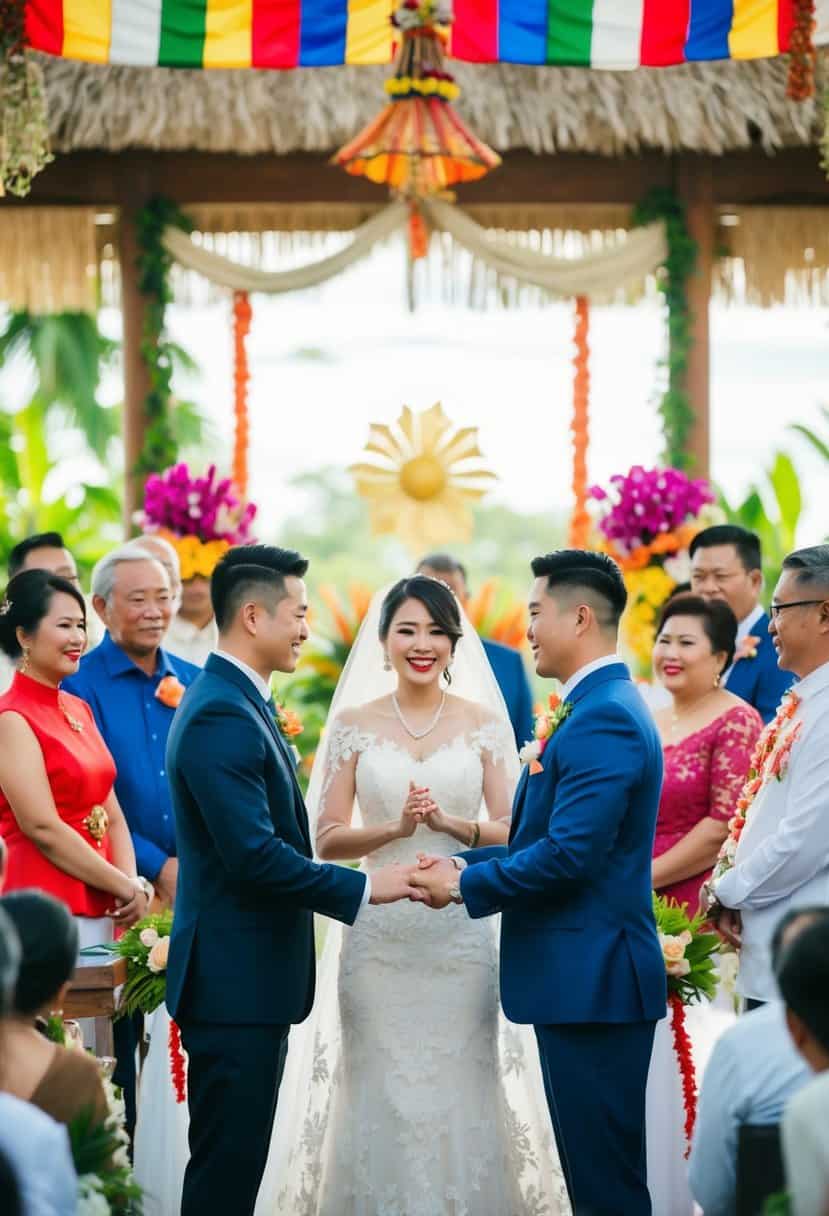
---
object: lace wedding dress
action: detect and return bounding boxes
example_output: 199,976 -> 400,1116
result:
256,698 -> 568,1216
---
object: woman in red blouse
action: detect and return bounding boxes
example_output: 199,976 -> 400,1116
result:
0,570 -> 149,941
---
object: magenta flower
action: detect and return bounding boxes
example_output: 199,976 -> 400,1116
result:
138,463 -> 257,544
589,465 -> 714,553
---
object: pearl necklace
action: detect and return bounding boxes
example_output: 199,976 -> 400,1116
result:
392,692 -> 446,741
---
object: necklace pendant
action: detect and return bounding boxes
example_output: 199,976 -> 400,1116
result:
66,715 -> 84,733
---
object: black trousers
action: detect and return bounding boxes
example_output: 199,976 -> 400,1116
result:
535,1020 -> 657,1216
112,1012 -> 140,1147
745,998 -> 766,1012
179,1020 -> 290,1216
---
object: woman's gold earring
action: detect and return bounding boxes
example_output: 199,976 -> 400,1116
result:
714,672 -> 721,688
383,654 -> 392,672
20,647 -> 30,675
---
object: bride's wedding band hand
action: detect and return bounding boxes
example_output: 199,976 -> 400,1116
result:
398,781 -> 430,838
369,862 -> 426,904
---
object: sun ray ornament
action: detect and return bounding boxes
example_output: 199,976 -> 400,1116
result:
349,402 -> 496,554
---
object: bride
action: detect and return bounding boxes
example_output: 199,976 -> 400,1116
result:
257,575 -> 566,1216
134,576 -> 566,1216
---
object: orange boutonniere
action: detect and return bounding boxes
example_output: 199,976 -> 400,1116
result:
518,693 -> 573,775
155,675 -> 186,709
275,703 -> 303,738
735,635 -> 761,662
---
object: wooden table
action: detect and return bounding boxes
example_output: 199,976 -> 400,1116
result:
64,957 -> 127,1058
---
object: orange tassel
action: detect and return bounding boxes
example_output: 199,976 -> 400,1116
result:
232,291 -> 252,497
568,296 -> 591,548
408,205 -> 429,260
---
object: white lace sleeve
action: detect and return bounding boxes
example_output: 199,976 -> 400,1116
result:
470,715 -> 516,769
471,713 -> 518,822
315,720 -> 375,838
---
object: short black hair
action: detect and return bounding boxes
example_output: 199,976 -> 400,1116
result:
416,553 -> 469,585
379,576 -> 463,678
8,532 -> 67,579
781,545 -> 829,593
0,891 -> 79,1017
531,549 -> 627,629
776,911 -> 829,1054
0,570 -> 87,660
771,906 -> 829,972
211,544 -> 309,632
657,593 -> 738,672
0,905 -> 20,1019
689,525 -> 762,573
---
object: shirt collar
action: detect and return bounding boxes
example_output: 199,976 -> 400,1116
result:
213,649 -> 271,702
737,603 -> 766,642
793,657 -> 829,703
99,632 -> 174,679
560,653 -> 622,702
167,615 -> 218,643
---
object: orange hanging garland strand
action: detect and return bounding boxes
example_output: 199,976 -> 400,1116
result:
568,296 -> 591,548
787,0 -> 816,101
232,290 -> 252,497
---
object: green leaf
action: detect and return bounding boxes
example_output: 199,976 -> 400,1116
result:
767,452 -> 802,544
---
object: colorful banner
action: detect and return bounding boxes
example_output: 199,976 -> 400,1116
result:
24,0 -> 827,68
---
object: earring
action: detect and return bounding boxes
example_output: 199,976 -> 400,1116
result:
713,673 -> 721,688
383,654 -> 392,672
20,647 -> 30,676
443,663 -> 452,685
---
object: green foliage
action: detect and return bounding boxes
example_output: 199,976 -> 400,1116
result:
69,1105 -> 143,1213
135,196 -> 195,475
763,1192 -> 791,1216
790,404 -> 829,464
632,189 -> 698,471
91,910 -> 173,1017
718,450 -> 803,594
652,893 -> 721,1005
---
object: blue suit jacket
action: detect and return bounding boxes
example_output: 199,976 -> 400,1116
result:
460,663 -> 667,1026
166,654 -> 365,1026
482,638 -> 534,750
724,613 -> 794,725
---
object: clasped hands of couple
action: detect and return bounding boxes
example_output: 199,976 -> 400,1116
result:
368,780 -> 470,908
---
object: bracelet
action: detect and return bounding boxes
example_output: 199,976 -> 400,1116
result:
468,822 -> 481,849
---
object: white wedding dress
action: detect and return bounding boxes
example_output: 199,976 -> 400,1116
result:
256,699 -> 568,1216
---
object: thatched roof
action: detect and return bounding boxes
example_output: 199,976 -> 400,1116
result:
40,51 -> 825,158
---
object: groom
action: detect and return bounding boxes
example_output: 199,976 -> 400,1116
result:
412,549 -> 667,1215
166,545 -> 417,1216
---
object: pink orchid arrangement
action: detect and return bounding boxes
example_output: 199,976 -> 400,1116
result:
589,466 -> 714,553
138,463 -> 257,544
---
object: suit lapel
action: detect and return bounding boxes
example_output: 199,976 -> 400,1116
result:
256,700 -> 313,852
508,765 -> 530,843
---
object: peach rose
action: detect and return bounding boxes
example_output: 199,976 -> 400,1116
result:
139,927 -> 159,949
666,958 -> 691,978
147,936 -> 170,974
534,717 -> 550,741
659,934 -> 687,964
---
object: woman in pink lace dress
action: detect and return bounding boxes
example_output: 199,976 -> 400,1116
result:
651,594 -> 763,915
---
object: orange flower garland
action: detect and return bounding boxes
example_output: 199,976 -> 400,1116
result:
233,290 -> 252,497
787,0 -> 816,101
669,993 -> 697,1156
568,296 -> 591,549
168,1017 -> 187,1103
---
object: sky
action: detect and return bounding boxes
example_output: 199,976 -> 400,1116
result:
154,235 -> 828,547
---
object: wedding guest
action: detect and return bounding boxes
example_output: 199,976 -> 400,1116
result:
1,532 -> 101,694
688,907 -> 820,1216
64,545 -> 198,905
0,905 -> 77,1216
690,525 -> 794,723
777,911 -> 829,1216
0,891 -> 109,1131
651,594 -> 763,913
165,567 -> 218,666
417,552 -> 533,748
127,534 -> 182,610
0,570 -> 150,936
711,545 -> 829,1008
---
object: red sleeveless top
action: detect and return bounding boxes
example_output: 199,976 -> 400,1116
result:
0,671 -> 117,916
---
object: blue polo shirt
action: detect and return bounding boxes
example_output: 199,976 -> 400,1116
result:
63,633 -> 199,881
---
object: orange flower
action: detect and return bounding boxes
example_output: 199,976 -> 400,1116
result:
278,708 -> 303,737
155,676 -> 185,709
548,693 -> 561,711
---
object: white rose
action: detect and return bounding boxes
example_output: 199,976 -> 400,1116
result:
660,934 -> 687,964
518,739 -> 541,766
139,927 -> 159,949
666,958 -> 691,978
678,930 -> 693,948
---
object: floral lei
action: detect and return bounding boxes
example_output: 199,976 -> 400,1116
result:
518,694 -> 572,774
706,690 -> 802,900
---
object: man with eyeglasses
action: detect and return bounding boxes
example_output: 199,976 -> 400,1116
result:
690,525 -> 794,723
0,532 -> 103,693
708,544 -> 829,1011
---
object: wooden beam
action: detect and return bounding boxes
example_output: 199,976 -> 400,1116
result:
118,172 -> 153,534
677,154 -> 714,479
1,147 -> 827,210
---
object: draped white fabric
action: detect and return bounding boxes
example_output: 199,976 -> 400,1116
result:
161,202 -> 667,299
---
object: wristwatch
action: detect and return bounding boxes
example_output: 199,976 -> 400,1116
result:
134,877 -> 154,902
448,858 -> 464,904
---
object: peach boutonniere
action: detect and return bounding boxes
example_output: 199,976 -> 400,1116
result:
155,675 -> 186,708
735,635 -> 761,662
274,701 -> 304,768
518,693 -> 572,775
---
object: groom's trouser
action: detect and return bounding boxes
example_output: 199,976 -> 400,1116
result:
535,1020 -> 656,1216
179,1020 -> 289,1216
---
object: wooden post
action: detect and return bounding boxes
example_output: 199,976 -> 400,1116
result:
118,193 -> 152,535
64,957 -> 128,1058
676,155 -> 713,479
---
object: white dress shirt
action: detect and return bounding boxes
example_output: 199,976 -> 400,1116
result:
721,603 -> 766,686
0,1093 -> 77,1216
559,652 -> 625,701
689,1002 -> 811,1216
213,650 -> 371,908
782,1070 -> 829,1216
166,613 -> 219,667
715,658 -> 829,1000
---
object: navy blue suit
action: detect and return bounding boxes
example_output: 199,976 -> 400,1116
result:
166,654 -> 365,1216
460,662 -> 666,1215
482,637 -> 534,750
724,612 -> 794,724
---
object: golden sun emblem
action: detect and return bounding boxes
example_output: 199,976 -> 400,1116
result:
349,403 -> 496,554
